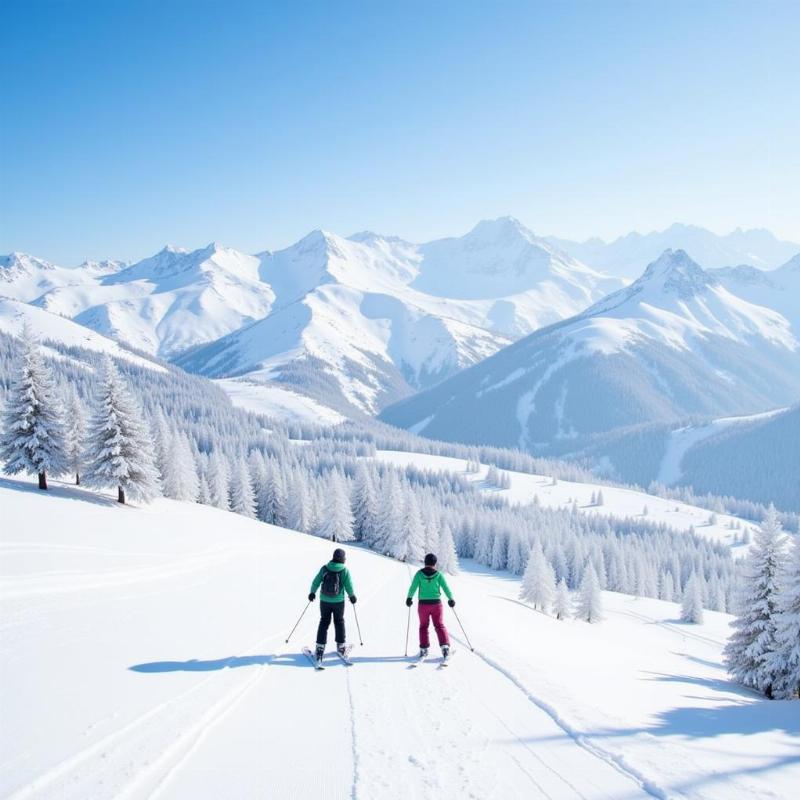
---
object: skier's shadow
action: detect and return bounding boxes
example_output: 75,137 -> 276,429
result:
129,654 -> 277,673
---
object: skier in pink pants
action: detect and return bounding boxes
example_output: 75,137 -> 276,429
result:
405,553 -> 455,659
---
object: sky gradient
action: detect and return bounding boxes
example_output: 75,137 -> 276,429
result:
1,0 -> 798,264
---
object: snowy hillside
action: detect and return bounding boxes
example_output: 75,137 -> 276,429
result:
3,479 -> 798,800
0,297 -> 165,373
381,250 -> 800,455
549,223 -> 800,278
675,404 -> 800,511
371,450 -> 755,552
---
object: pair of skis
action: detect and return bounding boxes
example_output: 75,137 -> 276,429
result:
410,649 -> 452,668
302,644 -> 353,670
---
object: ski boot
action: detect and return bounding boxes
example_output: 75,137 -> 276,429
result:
337,644 -> 348,657
441,644 -> 450,661
315,643 -> 325,663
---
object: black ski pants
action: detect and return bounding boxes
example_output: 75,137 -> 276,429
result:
316,600 -> 346,646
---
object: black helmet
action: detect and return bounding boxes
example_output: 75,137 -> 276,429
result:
424,553 -> 437,566
333,548 -> 346,563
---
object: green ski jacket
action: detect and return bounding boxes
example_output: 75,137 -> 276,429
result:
310,561 -> 355,603
407,568 -> 453,604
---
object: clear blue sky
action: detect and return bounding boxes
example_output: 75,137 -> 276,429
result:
1,0 -> 798,264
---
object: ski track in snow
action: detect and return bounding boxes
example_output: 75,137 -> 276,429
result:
457,639 -> 668,799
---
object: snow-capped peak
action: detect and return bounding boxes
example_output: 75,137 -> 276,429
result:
638,249 -> 717,297
466,216 -> 536,244
0,252 -> 58,274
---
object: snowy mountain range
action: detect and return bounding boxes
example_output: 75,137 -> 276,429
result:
2,219 -> 624,416
548,223 -> 800,279
3,220 -> 799,429
381,249 -> 800,455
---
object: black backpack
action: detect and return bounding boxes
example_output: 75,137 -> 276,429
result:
321,567 -> 341,596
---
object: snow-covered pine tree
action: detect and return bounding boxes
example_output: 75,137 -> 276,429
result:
151,410 -> 172,485
64,385 -> 86,485
197,472 -> 211,505
395,488 -> 425,562
83,357 -> 159,504
519,543 -> 556,612
596,490 -> 604,506
286,471 -> 310,533
768,534 -> 800,699
724,507 -> 786,697
317,472 -> 355,542
554,579 -> 572,620
681,572 -> 704,623
207,450 -> 231,511
576,564 -> 604,623
373,471 -> 402,554
229,457 -> 256,518
352,463 -> 377,541
0,326 -> 67,490
261,461 -> 288,527
437,523 -> 459,574
162,432 -> 199,502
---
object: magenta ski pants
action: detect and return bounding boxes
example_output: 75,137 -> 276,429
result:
418,602 -> 449,648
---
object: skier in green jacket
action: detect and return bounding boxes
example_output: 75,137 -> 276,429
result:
406,553 -> 454,659
308,548 -> 356,662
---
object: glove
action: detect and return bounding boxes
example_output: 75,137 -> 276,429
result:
349,595 -> 357,604
448,599 -> 456,608
405,597 -> 413,607
308,592 -> 316,602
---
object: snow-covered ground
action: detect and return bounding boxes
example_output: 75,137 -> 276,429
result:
215,377 -> 345,425
373,450 -> 754,551
3,479 -> 797,799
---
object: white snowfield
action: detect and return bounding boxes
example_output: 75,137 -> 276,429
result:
372,450 -> 754,551
2,480 -> 798,800
215,377 -> 346,425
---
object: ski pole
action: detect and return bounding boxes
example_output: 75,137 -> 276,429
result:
404,605 -> 411,656
451,607 -> 474,651
285,601 -> 311,643
352,603 -> 364,646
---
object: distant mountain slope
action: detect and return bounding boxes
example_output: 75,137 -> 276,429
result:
677,404 -> 800,511
548,224 -> 800,279
710,253 -> 800,331
381,250 -> 800,452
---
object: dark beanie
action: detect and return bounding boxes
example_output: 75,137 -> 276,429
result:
333,548 -> 346,563
424,553 -> 437,566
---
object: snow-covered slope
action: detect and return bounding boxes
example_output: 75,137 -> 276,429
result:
0,297 -> 165,373
675,404 -> 800,511
381,250 -> 800,453
3,479 -> 798,800
549,223 -> 800,279
32,244 -> 276,359
372,449 -> 756,552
